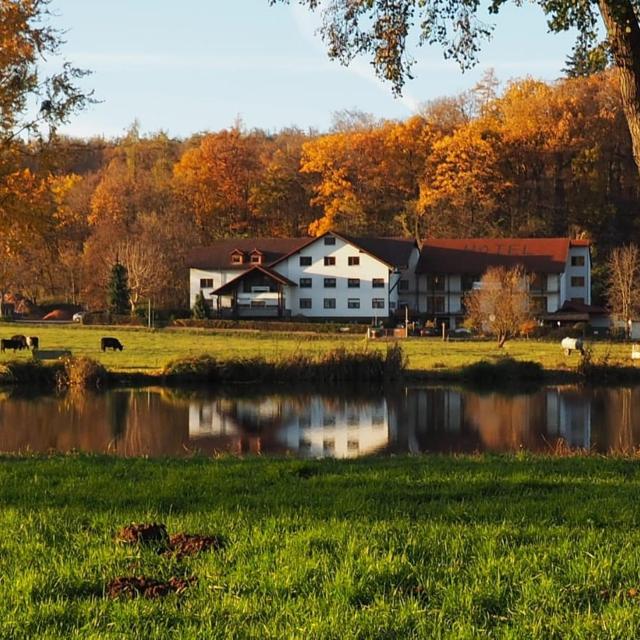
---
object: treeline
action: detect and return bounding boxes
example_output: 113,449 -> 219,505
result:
2,70 -> 639,311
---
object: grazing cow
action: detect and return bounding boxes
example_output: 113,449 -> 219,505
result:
1,338 -> 24,352
10,335 -> 27,350
26,336 -> 39,350
561,337 -> 584,356
101,337 -> 124,352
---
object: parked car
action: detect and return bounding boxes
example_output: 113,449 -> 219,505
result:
451,327 -> 472,338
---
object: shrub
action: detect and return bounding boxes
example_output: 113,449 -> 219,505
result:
0,360 -> 58,385
162,355 -> 219,383
58,357 -> 108,389
461,358 -> 544,386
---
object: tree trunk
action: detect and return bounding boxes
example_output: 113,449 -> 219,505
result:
498,332 -> 507,348
599,0 -> 640,174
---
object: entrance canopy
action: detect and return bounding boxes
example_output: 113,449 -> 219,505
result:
211,265 -> 297,296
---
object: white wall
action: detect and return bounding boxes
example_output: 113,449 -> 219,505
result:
189,268 -> 243,308
563,245 -> 591,306
274,235 -> 393,318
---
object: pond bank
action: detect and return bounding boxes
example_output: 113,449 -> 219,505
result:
2,350 -> 640,389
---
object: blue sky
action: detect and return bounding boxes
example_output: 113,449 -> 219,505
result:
47,0 -> 583,139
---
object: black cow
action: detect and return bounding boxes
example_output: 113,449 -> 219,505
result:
10,335 -> 27,350
26,336 -> 39,350
101,337 -> 124,352
1,338 -> 24,352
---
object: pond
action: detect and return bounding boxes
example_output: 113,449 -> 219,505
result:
2,384 -> 640,458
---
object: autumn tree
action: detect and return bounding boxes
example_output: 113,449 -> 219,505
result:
248,129 -> 316,236
173,127 -> 264,239
464,265 -> 531,348
0,0 -> 92,314
274,0 -> 640,179
301,117 -> 431,236
608,244 -> 640,335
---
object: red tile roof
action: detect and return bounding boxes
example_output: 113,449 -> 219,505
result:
416,238 -> 588,274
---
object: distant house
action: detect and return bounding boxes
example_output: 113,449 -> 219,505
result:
188,231 -> 420,320
415,238 -> 592,329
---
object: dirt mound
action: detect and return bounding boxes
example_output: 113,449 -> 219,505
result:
166,533 -> 225,557
116,523 -> 169,547
107,575 -> 196,599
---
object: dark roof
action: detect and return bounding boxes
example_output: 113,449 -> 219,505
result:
188,238 -> 309,270
340,235 -> 417,269
555,300 -> 607,315
416,238 -> 588,274
190,233 -> 418,271
211,265 -> 297,295
268,231 -> 417,269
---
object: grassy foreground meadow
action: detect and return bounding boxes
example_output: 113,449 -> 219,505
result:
2,455 -> 640,638
0,322 -> 635,375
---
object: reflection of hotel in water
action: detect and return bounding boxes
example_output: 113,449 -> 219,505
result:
189,396 -> 393,458
3,385 -> 640,458
401,387 -> 593,453
188,387 -> 640,456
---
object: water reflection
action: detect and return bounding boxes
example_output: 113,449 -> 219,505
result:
2,385 -> 640,457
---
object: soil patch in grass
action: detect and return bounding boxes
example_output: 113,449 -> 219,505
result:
107,575 -> 196,599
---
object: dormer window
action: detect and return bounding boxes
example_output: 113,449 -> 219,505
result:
231,250 -> 245,265
250,250 -> 263,265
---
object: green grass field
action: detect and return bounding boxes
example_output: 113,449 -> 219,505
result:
0,322 -> 634,374
2,455 -> 640,638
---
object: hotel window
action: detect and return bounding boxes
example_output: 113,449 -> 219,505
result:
427,296 -> 445,313
348,298 -> 360,309
461,274 -> 479,291
372,298 -> 385,309
324,278 -> 336,288
372,278 -> 385,288
571,276 -> 585,287
323,415 -> 336,427
323,439 -> 335,452
348,278 -> 360,288
571,255 -> 585,267
324,236 -> 336,246
347,440 -> 359,452
398,279 -> 409,291
299,277 -> 312,288
299,256 -> 312,266
200,278 -> 213,289
427,275 -> 445,291
324,256 -> 336,266
324,298 -> 336,309
348,256 -> 360,266
299,298 -> 312,309
530,296 -> 547,313
529,273 -> 547,292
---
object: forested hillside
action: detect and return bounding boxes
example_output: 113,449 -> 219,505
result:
3,71 -> 638,310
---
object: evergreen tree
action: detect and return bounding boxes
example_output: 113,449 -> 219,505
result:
192,290 -> 211,319
107,261 -> 130,315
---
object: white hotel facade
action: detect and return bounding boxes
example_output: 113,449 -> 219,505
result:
188,232 -> 593,327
